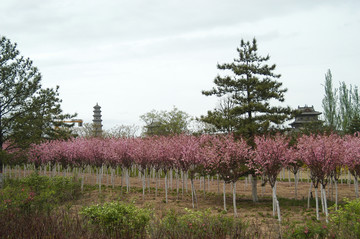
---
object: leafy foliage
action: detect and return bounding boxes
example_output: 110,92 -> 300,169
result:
0,35 -> 76,154
149,208 -> 250,239
0,173 -> 81,214
201,38 -> 293,144
80,201 -> 151,238
140,106 -> 191,136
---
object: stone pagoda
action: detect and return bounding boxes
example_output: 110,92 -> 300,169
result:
290,105 -> 322,130
93,103 -> 103,137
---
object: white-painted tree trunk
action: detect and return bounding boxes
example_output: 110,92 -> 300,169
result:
176,171 -> 179,200
251,174 -> 258,202
335,180 -> 338,210
307,182 -> 312,209
170,169 -> 173,190
147,169 -> 151,194
294,172 -> 298,200
276,198 -> 281,222
207,175 -> 210,192
165,172 -> 168,203
203,176 -> 206,199
155,171 -> 158,198
288,169 -> 291,186
232,182 -> 237,217
185,171 -> 188,193
355,176 -> 359,198
315,186 -> 320,221
272,185 -> 277,217
181,170 -> 184,198
142,170 -> 146,200
223,181 -> 227,211
322,186 -> 329,223
81,168 -> 84,192
320,184 -> 325,213
190,178 -> 197,208
99,165 -> 103,193
126,168 -> 130,193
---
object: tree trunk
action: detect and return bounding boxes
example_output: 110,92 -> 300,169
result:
315,186 -> 320,221
251,174 -> 258,202
165,172 -> 168,203
335,179 -> 338,210
181,170 -> 184,198
142,170 -> 146,200
223,181 -> 227,211
272,185 -> 276,217
294,172 -> 298,200
191,177 -> 197,208
322,185 -> 329,223
355,176 -> 359,198
307,182 -> 312,209
320,184 -> 325,213
176,171 -> 179,200
232,182 -> 237,217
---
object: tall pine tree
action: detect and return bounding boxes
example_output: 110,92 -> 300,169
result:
202,38 -> 292,142
201,38 -> 292,202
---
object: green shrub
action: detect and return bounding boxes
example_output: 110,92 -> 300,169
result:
284,198 -> 360,239
80,201 -> 151,238
283,221 -> 330,239
0,173 -> 81,214
149,208 -> 250,239
329,198 -> 360,238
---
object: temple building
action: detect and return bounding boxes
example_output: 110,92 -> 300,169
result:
93,103 -> 103,137
290,105 -> 322,130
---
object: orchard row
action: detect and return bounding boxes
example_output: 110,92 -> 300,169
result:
5,133 -> 360,221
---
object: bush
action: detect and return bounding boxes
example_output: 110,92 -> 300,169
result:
283,221 -> 330,239
0,209 -> 108,239
149,208 -> 250,239
0,173 -> 81,214
284,198 -> 360,239
80,201 -> 151,238
329,198 -> 360,238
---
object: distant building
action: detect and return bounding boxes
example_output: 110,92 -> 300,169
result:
93,103 -> 103,137
290,105 -> 322,130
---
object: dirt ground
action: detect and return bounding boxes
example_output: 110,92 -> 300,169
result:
5,167 -> 358,232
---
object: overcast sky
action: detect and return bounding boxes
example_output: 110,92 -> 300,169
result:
1,0 -> 359,130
